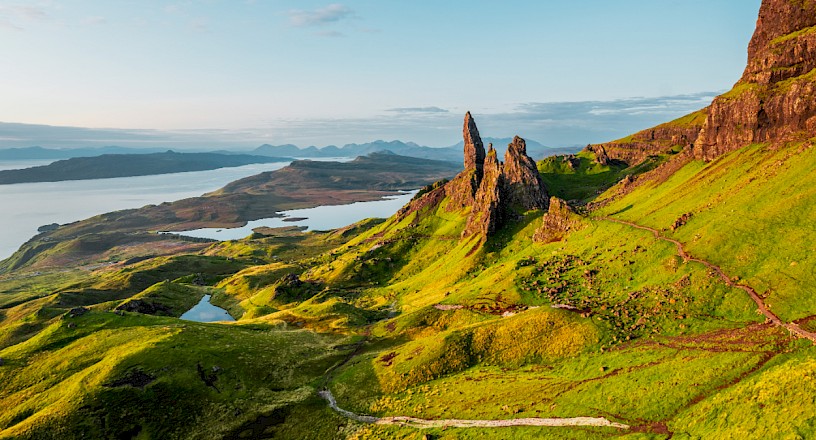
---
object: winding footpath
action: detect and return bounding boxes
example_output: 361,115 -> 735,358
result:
318,390 -> 629,429
602,217 -> 816,343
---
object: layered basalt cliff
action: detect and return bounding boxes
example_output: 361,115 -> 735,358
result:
585,108 -> 708,165
401,113 -> 549,240
694,0 -> 816,160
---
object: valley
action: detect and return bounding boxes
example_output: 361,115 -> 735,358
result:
1,1 -> 815,439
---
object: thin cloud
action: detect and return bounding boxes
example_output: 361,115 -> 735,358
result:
315,30 -> 344,38
81,16 -> 107,26
289,4 -> 353,27
0,4 -> 49,30
386,107 -> 450,114
0,93 -> 722,149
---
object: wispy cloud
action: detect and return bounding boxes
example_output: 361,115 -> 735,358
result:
289,4 -> 353,27
315,29 -> 344,38
386,107 -> 450,114
81,16 -> 106,26
0,3 -> 49,31
0,93 -> 721,149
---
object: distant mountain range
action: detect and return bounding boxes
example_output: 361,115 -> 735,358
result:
251,138 -> 578,163
0,138 -> 578,164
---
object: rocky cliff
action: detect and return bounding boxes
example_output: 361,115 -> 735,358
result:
585,108 -> 708,165
694,0 -> 816,160
401,113 -> 549,240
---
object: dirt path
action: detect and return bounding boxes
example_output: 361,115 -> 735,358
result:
603,217 -> 816,343
318,389 -> 629,429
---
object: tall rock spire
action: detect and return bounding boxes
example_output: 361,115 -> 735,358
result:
463,111 -> 486,176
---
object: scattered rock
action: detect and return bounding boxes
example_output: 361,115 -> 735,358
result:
106,368 -> 156,389
197,362 -> 220,393
67,307 -> 89,318
671,213 -> 693,231
116,299 -> 173,316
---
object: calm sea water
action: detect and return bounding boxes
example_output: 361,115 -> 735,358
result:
175,190 -> 418,240
180,294 -> 235,322
0,160 -> 293,260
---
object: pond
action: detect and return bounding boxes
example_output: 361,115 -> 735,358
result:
180,295 -> 235,322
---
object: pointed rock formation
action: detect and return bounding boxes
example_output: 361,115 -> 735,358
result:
503,136 -> 549,211
400,113 -> 550,241
448,112 -> 487,209
694,0 -> 816,160
464,145 -> 504,237
463,111 -> 486,175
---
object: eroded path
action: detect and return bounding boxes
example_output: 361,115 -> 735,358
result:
603,217 -> 816,343
318,390 -> 629,429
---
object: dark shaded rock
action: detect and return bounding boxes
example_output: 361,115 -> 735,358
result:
694,0 -> 816,160
0,357 -> 4,366
106,368 -> 156,389
671,213 -> 693,231
281,273 -> 302,287
67,307 -> 89,318
463,111 -> 486,175
503,136 -> 549,211
116,299 -> 173,316
197,362 -> 220,393
533,197 -> 583,244
37,223 -> 59,233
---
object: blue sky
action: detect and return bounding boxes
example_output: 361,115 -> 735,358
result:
0,1 -> 762,148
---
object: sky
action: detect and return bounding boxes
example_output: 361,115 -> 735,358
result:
0,0 -> 762,148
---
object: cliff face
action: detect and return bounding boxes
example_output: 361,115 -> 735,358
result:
694,0 -> 816,160
401,113 -> 549,240
585,109 -> 708,165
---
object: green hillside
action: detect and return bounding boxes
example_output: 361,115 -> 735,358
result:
2,1 -> 816,438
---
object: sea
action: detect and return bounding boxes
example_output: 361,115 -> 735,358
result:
0,158 -> 409,261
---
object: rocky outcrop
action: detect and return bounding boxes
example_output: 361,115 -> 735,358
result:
116,299 -> 173,316
503,137 -> 548,211
694,0 -> 816,160
533,198 -> 583,244
398,113 -> 549,240
586,108 -> 708,165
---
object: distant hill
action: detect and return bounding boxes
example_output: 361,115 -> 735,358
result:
217,150 -> 461,195
0,151 -> 290,185
252,138 -> 577,163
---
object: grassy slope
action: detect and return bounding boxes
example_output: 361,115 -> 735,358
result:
0,311 -> 351,439
598,142 -> 816,322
